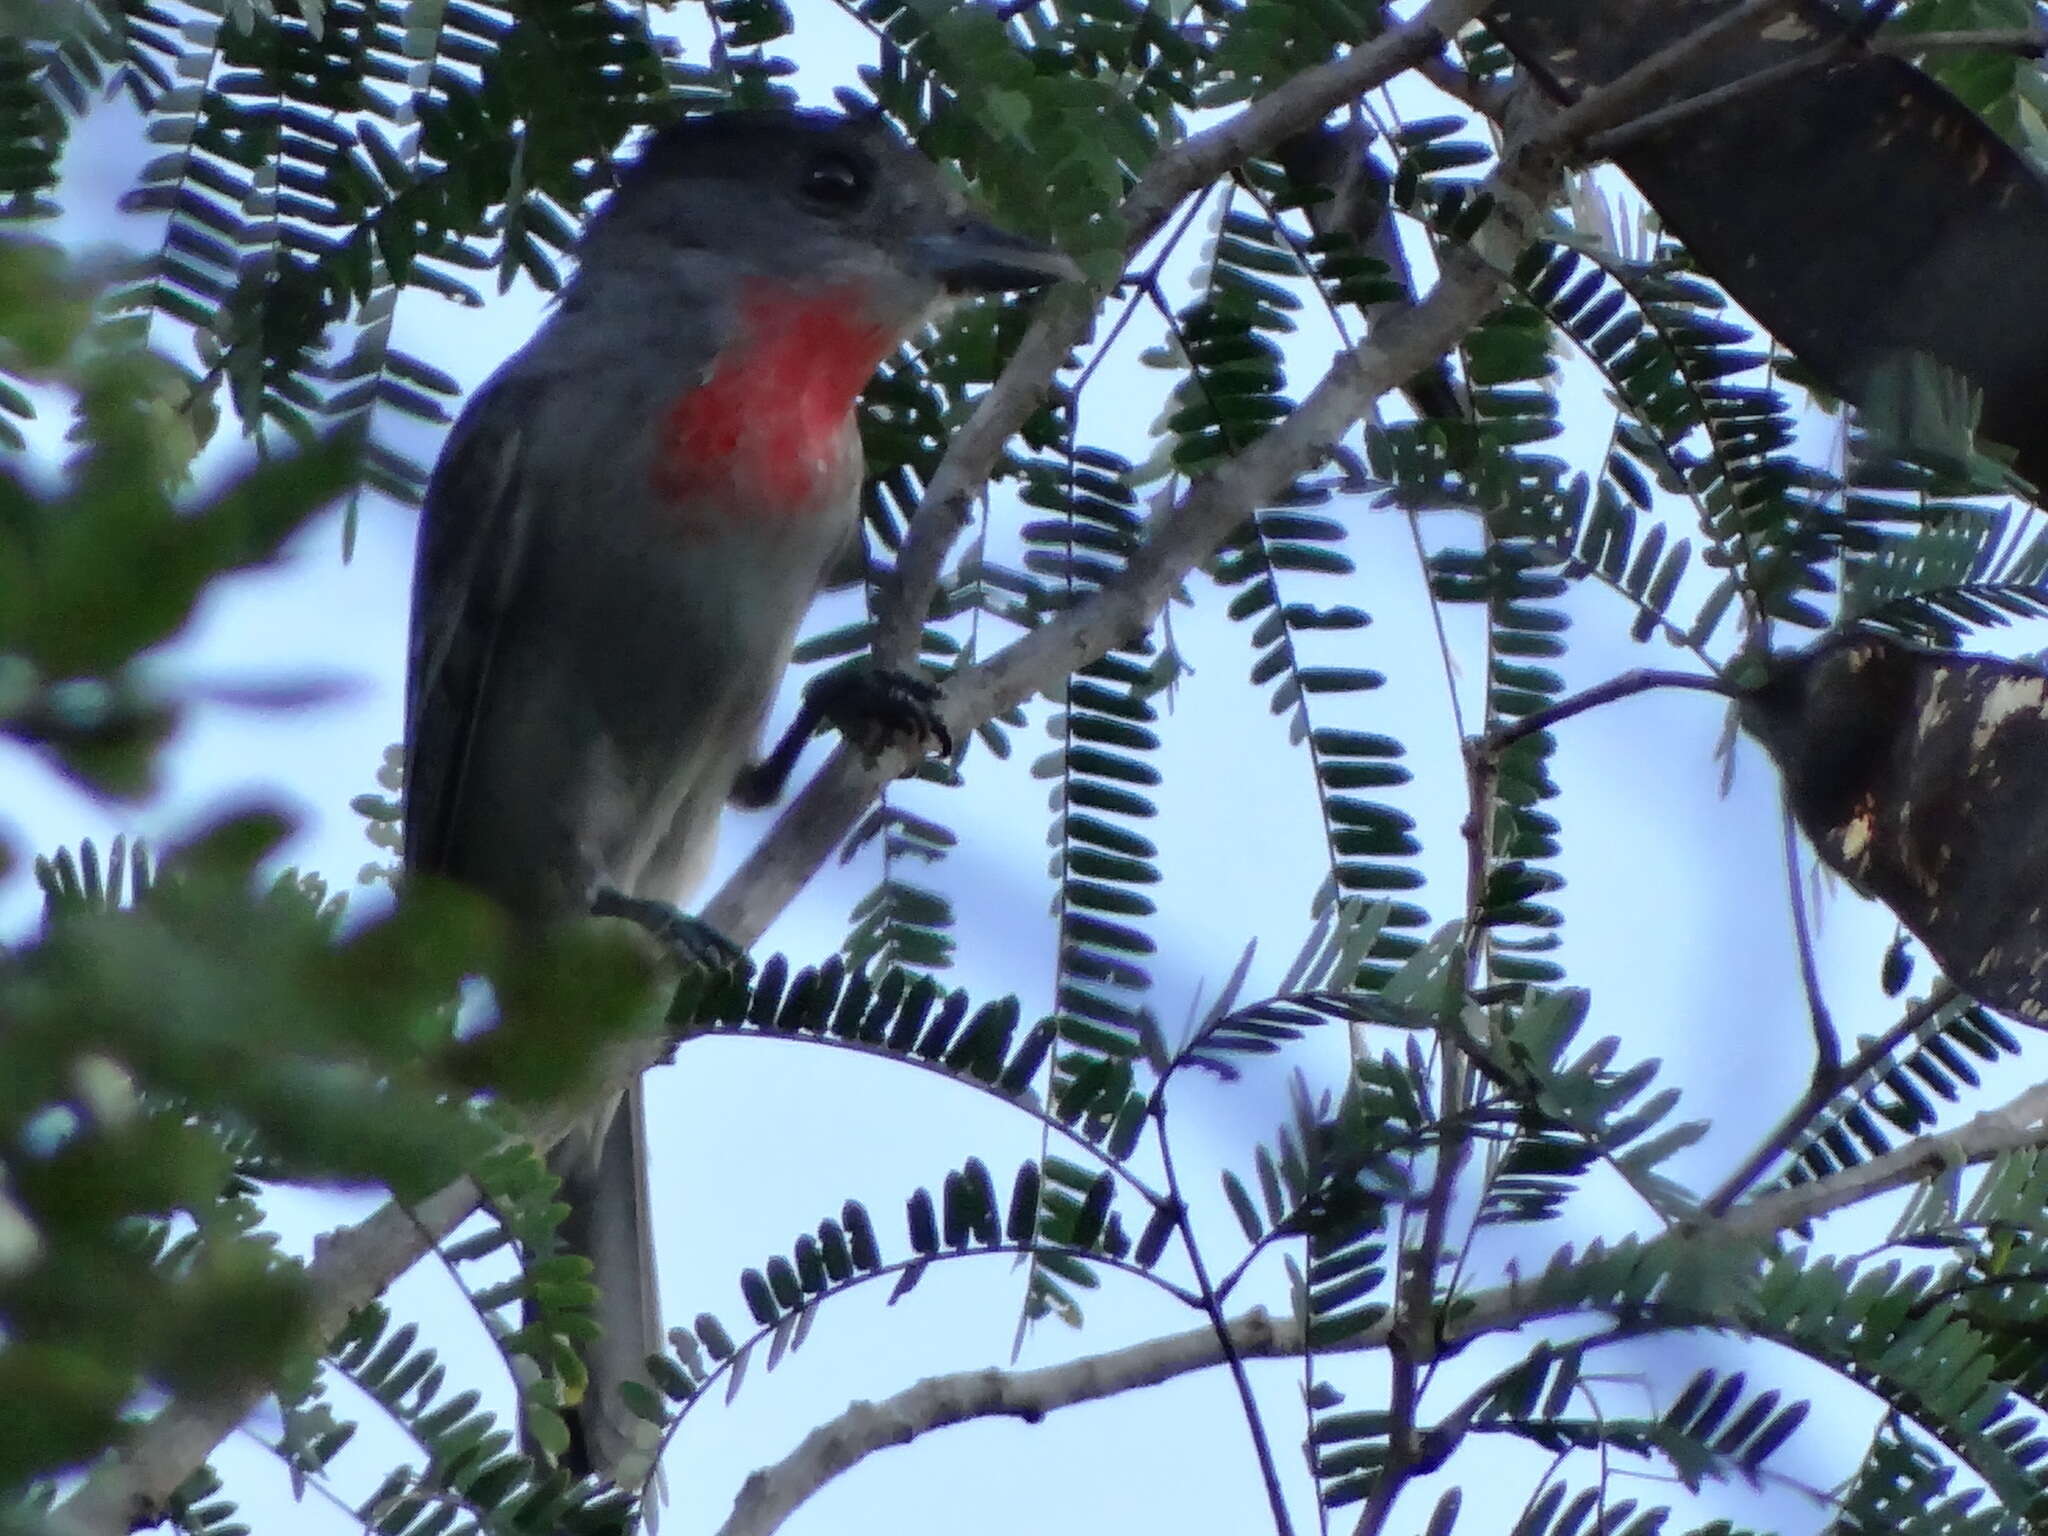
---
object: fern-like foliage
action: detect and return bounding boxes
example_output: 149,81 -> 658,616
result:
676,953 -> 1059,1103
1504,1484 -> 1676,1536
1019,446 -> 1162,1073
32,832 -> 153,917
855,0 -> 1154,272
999,435 -> 1165,1322
1179,174 -> 1441,983
1419,281 -> 1577,993
1468,1359 -> 1809,1491
1887,0 -> 2048,163
628,1147 -> 1170,1469
1780,991 -> 2029,1186
1749,1250 -> 2048,1524
1197,0 -> 1382,107
327,1302 -> 637,1536
671,948 -> 1171,1338
1832,1417 -> 2022,1536
1841,467 -> 2048,647
1513,238 -> 1799,647
1478,986 -> 1707,1223
111,0 -> 700,531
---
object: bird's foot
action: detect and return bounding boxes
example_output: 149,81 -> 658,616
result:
591,889 -> 746,971
809,664 -> 953,766
729,664 -> 954,811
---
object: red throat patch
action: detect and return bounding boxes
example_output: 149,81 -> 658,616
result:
653,279 -> 893,515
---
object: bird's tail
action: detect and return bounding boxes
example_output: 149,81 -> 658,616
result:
546,1078 -> 663,1484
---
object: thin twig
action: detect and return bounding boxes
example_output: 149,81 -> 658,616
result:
1354,637 -> 1506,1536
1407,510 -> 1469,745
1158,1102 -> 1298,1536
1480,668 -> 1734,755
1704,982 -> 1963,1215
1780,799 -> 1841,1077
1416,49 -> 1511,119
1577,44 -> 1843,163
1351,1338 -> 1423,1536
1566,9 -> 2036,164
52,1173 -> 488,1536
1527,0 -> 1799,151
1873,26 -> 2048,55
715,1308 -> 1310,1536
1422,1322 -> 1635,1453
1720,1077 -> 2048,1237
651,1240 -> 1204,1474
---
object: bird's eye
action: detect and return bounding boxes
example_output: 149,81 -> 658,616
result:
800,152 -> 870,211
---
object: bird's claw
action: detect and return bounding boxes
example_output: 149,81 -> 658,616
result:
809,665 -> 953,765
591,889 -> 747,971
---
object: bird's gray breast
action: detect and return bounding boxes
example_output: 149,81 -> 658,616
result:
517,357 -> 859,897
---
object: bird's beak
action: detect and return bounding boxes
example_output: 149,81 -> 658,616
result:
911,218 -> 1083,293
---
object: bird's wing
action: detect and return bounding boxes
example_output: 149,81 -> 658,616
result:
402,376 -> 542,876
817,508 -> 870,590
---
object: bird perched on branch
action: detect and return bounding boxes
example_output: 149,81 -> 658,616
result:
403,106 -> 1077,1480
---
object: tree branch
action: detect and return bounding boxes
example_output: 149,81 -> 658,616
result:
708,1073 -> 2048,1536
1155,1103 -> 1296,1536
46,0 -> 2028,1525
1719,1078 -> 2048,1239
1479,668 -> 1734,755
714,1308 -> 1313,1536
1548,0 -> 2027,167
1576,44 -> 1842,163
1522,0 -> 1797,151
1780,798 -> 1841,1078
1415,47 -> 1513,119
1873,27 -> 2048,56
51,1176 -> 486,1536
872,0 -> 1493,671
1703,982 -> 1966,1215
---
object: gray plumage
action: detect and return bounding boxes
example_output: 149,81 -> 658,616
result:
404,108 -> 1075,1480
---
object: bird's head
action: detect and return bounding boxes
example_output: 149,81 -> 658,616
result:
579,106 -> 1080,335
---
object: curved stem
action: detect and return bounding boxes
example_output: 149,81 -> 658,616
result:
1705,982 -> 1963,1214
715,1306 -> 1317,1536
655,1237 -> 1203,1468
1156,1101 -> 1298,1536
1780,797 -> 1841,1076
1482,668 -> 1735,754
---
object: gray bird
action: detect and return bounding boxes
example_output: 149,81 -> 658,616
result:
403,106 -> 1077,1480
